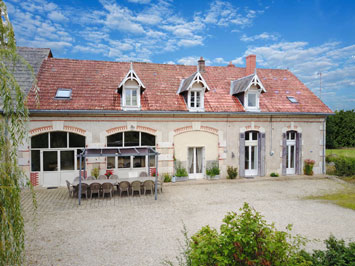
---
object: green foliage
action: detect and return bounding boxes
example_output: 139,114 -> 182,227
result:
206,164 -> 220,177
163,173 -> 172,182
304,159 -> 315,176
326,148 -> 355,159
270,172 -> 279,177
175,161 -> 188,177
305,235 -> 355,265
166,203 -> 312,266
0,2 -> 36,265
227,166 -> 238,179
91,167 -> 99,179
333,156 -> 355,177
326,110 -> 355,149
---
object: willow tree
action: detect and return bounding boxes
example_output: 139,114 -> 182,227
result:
1,1 -> 36,265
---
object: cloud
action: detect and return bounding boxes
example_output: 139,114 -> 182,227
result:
178,37 -> 203,47
177,56 -> 212,66
48,10 -> 68,22
127,0 -> 151,3
240,32 -> 278,42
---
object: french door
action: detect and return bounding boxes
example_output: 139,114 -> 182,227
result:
188,147 -> 204,179
286,132 -> 296,174
245,131 -> 258,176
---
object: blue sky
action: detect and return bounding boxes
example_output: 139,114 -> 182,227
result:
5,0 -> 355,111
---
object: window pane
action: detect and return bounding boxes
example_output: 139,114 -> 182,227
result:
132,89 -> 137,105
43,151 -> 57,171
248,93 -> 256,107
190,92 -> 195,107
196,92 -> 200,108
141,132 -> 155,146
245,146 -> 249,169
133,156 -> 145,168
60,151 -> 74,170
124,131 -> 139,146
290,145 -> 295,168
107,133 -> 123,147
149,155 -> 155,167
77,149 -> 84,170
107,157 -> 115,169
31,150 -> 40,171
126,89 -> 131,105
31,133 -> 48,148
245,132 -> 250,141
118,156 -> 130,168
251,146 -> 257,170
69,133 -> 85,147
50,132 -> 67,148
252,132 -> 258,140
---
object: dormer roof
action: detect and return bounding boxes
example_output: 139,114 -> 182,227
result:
118,62 -> 145,92
230,72 -> 266,95
177,71 -> 210,94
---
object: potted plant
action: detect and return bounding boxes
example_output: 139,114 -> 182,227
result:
105,169 -> 113,179
304,159 -> 315,175
206,164 -> 220,179
91,167 -> 100,179
173,161 -> 188,182
227,166 -> 238,179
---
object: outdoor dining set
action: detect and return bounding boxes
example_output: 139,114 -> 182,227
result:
66,172 -> 163,199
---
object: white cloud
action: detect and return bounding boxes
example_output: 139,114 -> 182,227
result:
178,37 -> 203,47
240,32 -> 278,42
214,57 -> 228,64
127,0 -> 150,3
48,10 -> 68,22
177,56 -> 200,65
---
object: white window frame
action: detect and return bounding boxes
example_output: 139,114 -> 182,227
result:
244,89 -> 260,112
122,84 -> 140,110
188,89 -> 204,112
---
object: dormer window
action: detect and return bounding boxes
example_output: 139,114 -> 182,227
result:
247,92 -> 257,107
118,63 -> 145,111
177,71 -> 210,112
55,88 -> 71,99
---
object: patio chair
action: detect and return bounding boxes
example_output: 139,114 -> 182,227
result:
102,183 -> 114,199
157,176 -> 164,193
143,180 -> 154,195
66,180 -> 75,197
139,171 -> 148,177
79,183 -> 89,199
90,182 -> 101,199
110,174 -> 118,180
131,181 -> 141,196
98,175 -> 107,180
87,176 -> 95,180
74,176 -> 82,182
118,181 -> 130,197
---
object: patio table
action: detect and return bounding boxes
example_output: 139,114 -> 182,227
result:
71,176 -> 156,186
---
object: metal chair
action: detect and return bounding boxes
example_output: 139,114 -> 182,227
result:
118,181 -> 130,197
143,180 -> 154,195
102,183 -> 114,199
90,183 -> 101,199
131,181 -> 141,196
98,175 -> 107,180
110,174 -> 118,180
66,180 -> 74,197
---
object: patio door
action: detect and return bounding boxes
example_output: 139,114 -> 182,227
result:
188,147 -> 204,179
245,132 -> 258,176
286,132 -> 296,175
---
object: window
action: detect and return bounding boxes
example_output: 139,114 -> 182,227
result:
125,88 -> 138,106
188,90 -> 204,111
55,88 -> 71,99
287,96 -> 298,103
247,93 -> 257,107
106,131 -> 156,169
30,132 -> 85,172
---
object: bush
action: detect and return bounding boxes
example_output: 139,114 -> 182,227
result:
227,166 -> 238,179
304,159 -> 315,175
175,161 -> 188,177
163,173 -> 172,182
206,164 -> 220,177
333,156 -> 355,176
304,235 -> 355,265
270,172 -> 279,177
168,203 -> 311,266
91,167 -> 99,179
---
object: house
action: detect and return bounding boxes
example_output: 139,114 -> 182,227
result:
14,48 -> 332,187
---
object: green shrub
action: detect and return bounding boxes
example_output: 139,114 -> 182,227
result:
206,164 -> 220,177
175,161 -> 188,177
91,167 -> 99,179
227,166 -> 238,179
270,172 -> 279,177
304,235 -> 355,265
163,173 -> 172,182
304,159 -> 315,175
333,156 -> 355,176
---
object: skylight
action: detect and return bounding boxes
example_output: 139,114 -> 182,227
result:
287,96 -> 298,103
55,88 -> 72,99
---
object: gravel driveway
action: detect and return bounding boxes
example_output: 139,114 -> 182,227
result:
23,176 -> 355,266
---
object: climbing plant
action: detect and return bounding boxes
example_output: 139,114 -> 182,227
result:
0,1 -> 37,265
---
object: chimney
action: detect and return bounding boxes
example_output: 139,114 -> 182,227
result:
245,54 -> 256,75
227,61 -> 235,67
198,57 -> 205,72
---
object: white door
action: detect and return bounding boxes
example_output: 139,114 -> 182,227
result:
42,150 -> 60,187
188,147 -> 204,179
245,132 -> 258,176
286,132 -> 296,175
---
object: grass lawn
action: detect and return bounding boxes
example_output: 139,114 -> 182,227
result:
326,148 -> 355,158
306,188 -> 355,210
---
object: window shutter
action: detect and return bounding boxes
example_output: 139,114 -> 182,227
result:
258,132 -> 266,176
296,133 -> 302,174
239,133 -> 245,177
282,133 -> 287,175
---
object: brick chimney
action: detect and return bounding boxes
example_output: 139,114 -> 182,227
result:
198,57 -> 205,72
245,54 -> 256,75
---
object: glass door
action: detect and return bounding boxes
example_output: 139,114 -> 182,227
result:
286,131 -> 296,174
245,131 -> 258,176
188,147 -> 204,179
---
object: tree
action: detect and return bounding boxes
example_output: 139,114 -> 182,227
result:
326,110 -> 355,149
0,1 -> 36,265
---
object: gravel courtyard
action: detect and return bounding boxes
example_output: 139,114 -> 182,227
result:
22,176 -> 355,266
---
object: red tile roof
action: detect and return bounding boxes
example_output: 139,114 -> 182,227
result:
26,58 -> 333,114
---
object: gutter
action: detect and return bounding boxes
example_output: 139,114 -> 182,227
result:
28,109 -> 334,116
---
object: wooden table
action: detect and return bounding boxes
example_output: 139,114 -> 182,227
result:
72,176 -> 156,186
